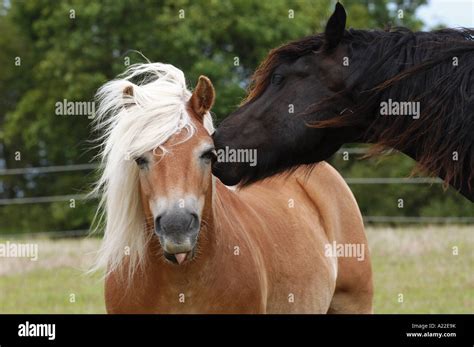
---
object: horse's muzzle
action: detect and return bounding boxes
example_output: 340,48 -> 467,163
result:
154,209 -> 200,265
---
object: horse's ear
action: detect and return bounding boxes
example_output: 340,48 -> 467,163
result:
190,75 -> 215,119
324,2 -> 346,50
123,85 -> 135,108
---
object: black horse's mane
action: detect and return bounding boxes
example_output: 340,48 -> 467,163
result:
245,27 -> 474,193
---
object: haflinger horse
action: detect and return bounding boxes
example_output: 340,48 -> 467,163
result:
91,63 -> 372,313
212,2 -> 474,202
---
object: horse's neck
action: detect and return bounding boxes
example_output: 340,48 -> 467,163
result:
398,145 -> 473,201
357,87 -> 474,202
347,34 -> 474,201
362,113 -> 473,201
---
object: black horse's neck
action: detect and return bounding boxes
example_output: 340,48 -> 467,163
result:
344,29 -> 474,202
393,144 -> 473,202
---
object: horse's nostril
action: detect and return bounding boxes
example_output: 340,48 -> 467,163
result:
187,212 -> 199,230
155,215 -> 162,229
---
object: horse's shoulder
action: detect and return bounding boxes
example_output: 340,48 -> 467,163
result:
291,162 -> 360,213
294,162 -> 348,191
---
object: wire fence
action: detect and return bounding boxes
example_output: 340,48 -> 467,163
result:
0,148 -> 471,234
0,229 -> 91,239
0,194 -> 92,205
0,146 -> 377,176
0,176 -> 445,205
0,147 -> 373,176
3,215 -> 473,239
0,163 -> 99,175
363,216 -> 474,224
0,147 -> 442,205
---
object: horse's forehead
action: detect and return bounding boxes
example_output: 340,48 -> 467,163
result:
146,123 -> 212,197
160,125 -> 211,154
165,115 -> 210,144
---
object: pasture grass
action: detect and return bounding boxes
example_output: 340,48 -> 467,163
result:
368,225 -> 473,313
0,268 -> 105,313
0,237 -> 105,313
0,226 -> 472,313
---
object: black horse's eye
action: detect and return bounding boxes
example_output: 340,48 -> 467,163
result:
271,73 -> 284,85
200,148 -> 216,162
134,156 -> 148,168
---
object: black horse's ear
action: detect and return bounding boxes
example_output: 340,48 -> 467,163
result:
324,2 -> 346,50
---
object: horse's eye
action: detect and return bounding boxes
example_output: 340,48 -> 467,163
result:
134,156 -> 148,168
200,149 -> 216,162
271,73 -> 284,85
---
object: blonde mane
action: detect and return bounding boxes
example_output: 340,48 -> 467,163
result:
90,62 -> 214,279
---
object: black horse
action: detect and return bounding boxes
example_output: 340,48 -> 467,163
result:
212,2 -> 474,202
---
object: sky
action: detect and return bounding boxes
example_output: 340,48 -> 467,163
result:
416,0 -> 474,29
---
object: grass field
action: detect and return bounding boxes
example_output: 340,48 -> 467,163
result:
0,226 -> 472,313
